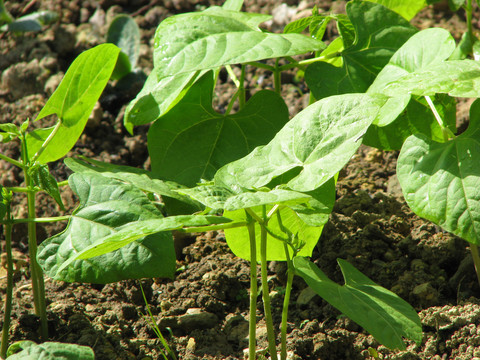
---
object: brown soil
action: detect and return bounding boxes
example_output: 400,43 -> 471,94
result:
1,1 -> 479,359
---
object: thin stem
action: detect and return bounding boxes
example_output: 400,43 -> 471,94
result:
470,245 -> 480,288
246,212 -> 258,360
1,197 -> 13,359
0,153 -> 24,169
280,250 -> 294,360
279,52 -> 341,71
22,136 -> 48,340
4,215 -> 70,224
57,180 -> 69,187
424,95 -> 455,140
30,121 -> 62,163
260,206 -> 278,359
466,0 -> 474,47
225,65 -> 241,88
274,59 -> 281,95
239,65 -> 246,109
182,220 -> 248,233
245,61 -> 276,72
225,91 -> 240,115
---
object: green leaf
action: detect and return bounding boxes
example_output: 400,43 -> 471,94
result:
107,14 -> 140,80
222,0 -> 244,11
364,28 -> 457,149
283,16 -> 317,34
383,60 -> 480,98
224,206 -> 324,261
153,6 -> 324,79
148,71 -> 290,187
64,157 -> 202,211
29,164 -> 65,210
1,11 -> 58,32
0,0 -> 13,25
448,0 -> 465,11
124,70 -> 201,133
27,44 -> 120,163
37,172 -> 176,283
364,94 -> 456,150
366,0 -> 427,20
66,215 -> 232,264
6,340 -> 94,360
215,94 -> 384,192
293,257 -> 422,350
397,99 -> 480,245
305,1 -> 416,99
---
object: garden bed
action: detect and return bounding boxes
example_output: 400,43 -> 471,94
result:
1,0 -> 480,359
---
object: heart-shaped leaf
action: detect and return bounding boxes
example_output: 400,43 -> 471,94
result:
148,71 -> 289,187
37,172 -> 176,283
6,341 -> 94,360
153,6 -> 324,79
215,94 -> 384,192
397,99 -> 480,244
305,1 -> 416,100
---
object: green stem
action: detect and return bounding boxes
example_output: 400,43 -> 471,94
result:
280,250 -> 294,360
470,245 -> 480,288
22,137 -> 48,340
4,215 -> 70,224
182,220 -> 248,233
245,61 -> 276,72
1,198 -> 13,359
466,0 -> 474,46
274,59 -> 281,95
246,213 -> 258,360
239,65 -> 246,109
225,65 -> 241,88
30,121 -> 62,163
260,207 -> 278,359
279,52 -> 341,71
424,95 -> 455,140
0,153 -> 24,169
57,180 -> 69,187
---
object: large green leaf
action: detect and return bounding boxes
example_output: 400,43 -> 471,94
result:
215,94 -> 384,192
364,94 -> 456,150
224,206 -> 323,261
364,28 -> 457,149
366,0 -> 427,20
6,341 -> 93,360
64,157 -> 202,211
397,99 -> 480,245
305,1 -> 416,100
153,6 -> 324,79
293,257 -> 422,350
383,60 -> 480,98
27,44 -> 120,163
124,71 -> 201,133
59,215 -> 233,270
148,71 -> 289,187
37,172 -> 176,283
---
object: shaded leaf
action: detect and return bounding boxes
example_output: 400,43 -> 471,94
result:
29,164 -> 65,210
64,157 -> 202,211
305,1 -> 416,99
107,14 -> 140,80
148,71 -> 289,187
37,172 -> 176,283
397,99 -> 480,244
294,257 -> 422,350
224,206 -> 323,261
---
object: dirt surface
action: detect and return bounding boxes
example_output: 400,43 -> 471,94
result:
1,1 -> 480,359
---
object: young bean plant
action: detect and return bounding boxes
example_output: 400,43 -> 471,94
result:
0,43 -> 120,358
35,0 -> 451,358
